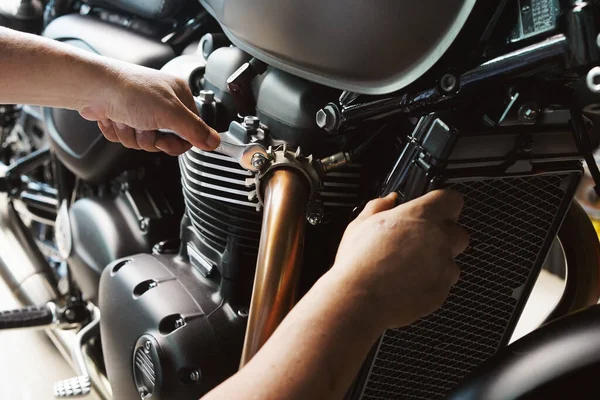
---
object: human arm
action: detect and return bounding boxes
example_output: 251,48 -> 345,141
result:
0,27 -> 219,155
202,190 -> 469,400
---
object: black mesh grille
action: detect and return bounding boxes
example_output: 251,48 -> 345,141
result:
359,172 -> 579,400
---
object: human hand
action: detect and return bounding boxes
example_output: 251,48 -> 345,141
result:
331,190 -> 469,329
78,62 -> 220,156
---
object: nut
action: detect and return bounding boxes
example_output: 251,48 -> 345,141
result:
251,153 -> 269,170
189,369 -> 201,382
243,116 -> 260,131
198,89 -> 215,103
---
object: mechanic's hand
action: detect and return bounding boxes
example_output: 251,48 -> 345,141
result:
331,190 -> 469,329
78,63 -> 220,156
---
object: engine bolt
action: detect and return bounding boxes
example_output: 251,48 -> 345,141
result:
189,369 -> 201,383
144,341 -> 152,353
243,115 -> 260,131
518,102 -> 539,122
64,308 -> 76,321
237,308 -> 249,318
251,153 -> 269,170
439,73 -> 459,94
198,89 -> 215,103
316,104 -> 341,134
307,213 -> 323,226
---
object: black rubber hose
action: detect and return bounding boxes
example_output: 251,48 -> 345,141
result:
0,305 -> 53,330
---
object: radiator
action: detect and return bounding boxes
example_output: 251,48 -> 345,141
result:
353,170 -> 581,400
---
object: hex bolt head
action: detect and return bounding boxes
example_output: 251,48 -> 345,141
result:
307,213 -> 323,226
189,369 -> 201,383
64,308 -> 76,321
144,341 -> 152,353
198,90 -> 215,103
316,104 -> 341,133
251,153 -> 269,170
243,116 -> 260,131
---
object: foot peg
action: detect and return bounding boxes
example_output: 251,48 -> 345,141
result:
54,376 -> 91,398
0,304 -> 55,330
53,306 -> 100,398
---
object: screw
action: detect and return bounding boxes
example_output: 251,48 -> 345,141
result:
316,104 -> 341,133
307,213 -> 323,226
144,341 -> 152,353
189,369 -> 201,382
139,388 -> 148,399
237,308 -> 249,318
139,218 -> 150,232
198,89 -> 215,103
439,73 -> 459,94
518,103 -> 539,122
251,153 -> 269,170
64,309 -> 76,322
175,317 -> 185,329
243,116 -> 260,131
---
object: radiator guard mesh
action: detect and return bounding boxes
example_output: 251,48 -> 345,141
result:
357,171 -> 581,400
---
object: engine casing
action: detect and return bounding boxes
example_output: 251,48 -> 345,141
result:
99,253 -> 247,400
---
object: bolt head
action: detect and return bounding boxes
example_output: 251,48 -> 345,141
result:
440,73 -> 458,93
251,153 -> 268,169
199,90 -> 215,103
237,308 -> 249,318
64,309 -> 76,321
144,341 -> 152,353
243,116 -> 260,130
189,369 -> 201,382
316,104 -> 340,133
307,213 -> 323,226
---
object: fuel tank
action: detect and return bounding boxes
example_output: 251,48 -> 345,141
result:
201,0 -> 477,95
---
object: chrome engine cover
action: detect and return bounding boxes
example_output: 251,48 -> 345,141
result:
201,0 -> 476,94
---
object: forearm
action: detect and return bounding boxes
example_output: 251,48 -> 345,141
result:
202,271 -> 384,400
0,27 -> 117,110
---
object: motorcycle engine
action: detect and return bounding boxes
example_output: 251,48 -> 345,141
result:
99,46 -> 381,400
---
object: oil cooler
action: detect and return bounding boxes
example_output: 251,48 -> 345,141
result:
349,114 -> 583,399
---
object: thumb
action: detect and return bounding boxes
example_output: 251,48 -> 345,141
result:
356,192 -> 398,221
165,105 -> 221,151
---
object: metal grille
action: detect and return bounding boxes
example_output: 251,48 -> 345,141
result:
359,173 -> 577,400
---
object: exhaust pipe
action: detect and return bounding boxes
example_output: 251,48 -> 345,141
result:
239,168 -> 309,367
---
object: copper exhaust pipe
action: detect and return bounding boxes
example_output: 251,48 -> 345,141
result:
240,168 -> 309,367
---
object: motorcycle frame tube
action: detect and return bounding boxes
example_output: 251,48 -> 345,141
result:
239,168 -> 309,367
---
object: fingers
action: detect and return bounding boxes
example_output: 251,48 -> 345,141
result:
355,192 -> 398,222
405,189 -> 465,222
98,120 -> 118,142
113,122 -> 140,150
154,133 -> 193,156
445,222 -> 470,258
135,130 -> 161,153
166,102 -> 220,151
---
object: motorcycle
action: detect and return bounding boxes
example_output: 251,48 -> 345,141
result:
2,0 -> 600,399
